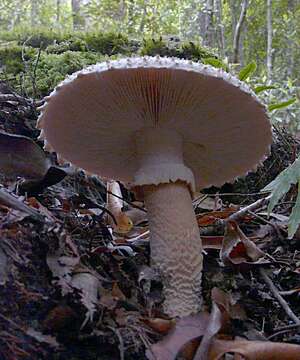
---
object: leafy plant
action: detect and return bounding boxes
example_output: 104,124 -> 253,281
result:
203,57 -> 228,71
254,85 -> 276,94
268,98 -> 297,112
262,156 -> 300,238
238,61 -> 257,81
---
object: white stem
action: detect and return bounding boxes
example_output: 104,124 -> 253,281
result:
133,127 -> 203,317
144,183 -> 203,317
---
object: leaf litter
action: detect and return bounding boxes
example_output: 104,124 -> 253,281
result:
0,88 -> 300,359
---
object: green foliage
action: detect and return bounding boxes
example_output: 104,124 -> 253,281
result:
180,42 -> 217,61
141,37 -> 178,57
202,58 -> 228,71
238,62 -> 257,81
0,45 -> 37,74
254,85 -> 276,94
263,157 -> 300,238
268,98 -> 297,112
32,51 -> 106,96
0,28 -> 65,49
140,37 -> 217,61
83,32 -> 131,55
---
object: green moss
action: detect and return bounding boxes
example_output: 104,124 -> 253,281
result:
140,37 -> 179,57
0,31 -> 223,97
82,32 -> 130,55
0,45 -> 37,74
140,37 -> 217,61
33,51 -> 108,96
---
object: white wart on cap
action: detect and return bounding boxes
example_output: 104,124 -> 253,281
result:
38,56 -> 272,317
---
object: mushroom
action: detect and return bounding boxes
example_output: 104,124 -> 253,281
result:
37,56 -> 272,317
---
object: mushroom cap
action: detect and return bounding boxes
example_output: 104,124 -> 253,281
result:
38,56 -> 272,190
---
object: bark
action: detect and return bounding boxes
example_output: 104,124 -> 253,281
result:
267,0 -> 273,83
232,0 -> 249,63
71,0 -> 84,30
30,0 -> 38,28
202,0 -> 215,48
215,0 -> 226,57
56,0 -> 61,23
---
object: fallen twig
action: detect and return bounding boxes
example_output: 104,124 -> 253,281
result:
259,268 -> 300,325
226,195 -> 272,223
0,188 -> 44,222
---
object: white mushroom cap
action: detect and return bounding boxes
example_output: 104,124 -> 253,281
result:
38,56 -> 272,191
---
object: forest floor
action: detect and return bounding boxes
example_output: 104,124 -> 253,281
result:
1,83 -> 300,360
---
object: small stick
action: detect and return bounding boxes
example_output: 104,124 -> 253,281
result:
226,195 -> 271,223
267,328 -> 296,340
0,188 -> 44,222
259,268 -> 300,325
106,189 -> 147,213
271,323 -> 300,333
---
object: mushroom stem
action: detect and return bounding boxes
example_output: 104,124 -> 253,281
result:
143,182 -> 203,317
133,127 -> 203,317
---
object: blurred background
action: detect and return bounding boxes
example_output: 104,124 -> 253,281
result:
0,0 -> 299,130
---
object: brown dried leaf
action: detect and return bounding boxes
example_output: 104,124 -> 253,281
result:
194,303 -> 222,360
209,338 -> 300,360
146,313 -> 210,360
221,221 -> 265,265
211,288 -> 246,321
0,131 -> 50,180
142,318 -> 175,334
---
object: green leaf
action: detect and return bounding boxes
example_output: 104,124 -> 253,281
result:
288,181 -> 300,238
262,156 -> 300,215
238,61 -> 257,81
203,57 -> 228,71
253,85 -> 276,94
268,98 -> 297,111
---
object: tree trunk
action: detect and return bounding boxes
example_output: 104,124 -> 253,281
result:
71,0 -> 84,30
202,0 -> 215,48
30,0 -> 38,28
267,0 -> 273,83
232,0 -> 249,63
215,0 -> 226,57
56,0 -> 61,23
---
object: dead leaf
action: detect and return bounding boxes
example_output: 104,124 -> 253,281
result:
71,271 -> 101,327
0,131 -> 50,179
112,282 -> 126,300
208,338 -> 300,360
221,221 -> 265,265
18,166 -> 71,195
146,313 -> 210,360
46,252 -> 80,295
194,303 -> 222,360
0,188 -> 44,222
142,317 -> 175,334
211,287 -> 246,321
193,194 -> 223,211
26,197 -> 58,222
197,207 -> 239,226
